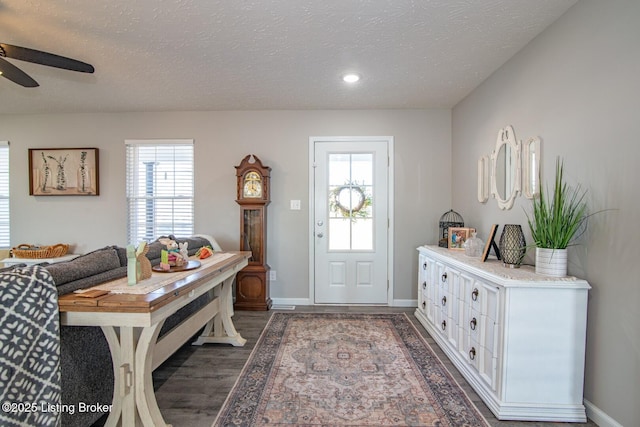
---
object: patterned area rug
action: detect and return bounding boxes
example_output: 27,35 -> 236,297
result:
213,313 -> 488,426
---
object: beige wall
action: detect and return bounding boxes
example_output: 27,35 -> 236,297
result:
452,1 -> 639,425
0,109 -> 451,303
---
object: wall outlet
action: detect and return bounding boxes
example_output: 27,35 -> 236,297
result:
290,200 -> 301,210
269,270 -> 276,281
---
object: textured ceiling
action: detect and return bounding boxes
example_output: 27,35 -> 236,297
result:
0,0 -> 576,114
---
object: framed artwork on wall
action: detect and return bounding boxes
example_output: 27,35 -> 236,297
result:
28,148 -> 99,196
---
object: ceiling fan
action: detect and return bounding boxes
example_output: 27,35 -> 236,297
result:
0,43 -> 94,88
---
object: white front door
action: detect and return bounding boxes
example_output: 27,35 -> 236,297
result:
310,137 -> 392,304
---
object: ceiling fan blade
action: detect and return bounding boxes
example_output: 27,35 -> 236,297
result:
0,43 -> 94,73
0,56 -> 39,87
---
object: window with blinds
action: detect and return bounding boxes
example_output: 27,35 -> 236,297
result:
0,142 -> 9,248
125,139 -> 194,244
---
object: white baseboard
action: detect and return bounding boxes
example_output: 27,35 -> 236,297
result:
271,298 -> 418,308
271,297 -> 311,306
391,299 -> 418,307
584,399 -> 623,427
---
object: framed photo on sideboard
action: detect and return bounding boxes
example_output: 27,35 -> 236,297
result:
481,224 -> 501,261
448,227 -> 476,250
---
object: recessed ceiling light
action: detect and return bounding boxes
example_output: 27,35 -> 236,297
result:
343,73 -> 360,83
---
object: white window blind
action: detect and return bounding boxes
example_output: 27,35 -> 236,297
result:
0,142 -> 9,248
125,139 -> 194,244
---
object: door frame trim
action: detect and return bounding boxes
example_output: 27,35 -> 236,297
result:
308,136 -> 394,305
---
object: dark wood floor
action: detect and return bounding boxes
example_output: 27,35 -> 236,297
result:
98,306 -> 597,426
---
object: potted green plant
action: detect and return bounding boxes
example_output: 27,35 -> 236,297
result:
526,157 -> 588,276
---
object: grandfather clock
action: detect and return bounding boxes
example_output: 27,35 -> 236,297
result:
234,154 -> 272,311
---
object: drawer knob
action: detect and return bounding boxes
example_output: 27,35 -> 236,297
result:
441,296 -> 447,306
471,288 -> 479,301
441,272 -> 448,282
422,301 -> 426,309
470,317 -> 477,330
469,347 -> 476,360
422,281 -> 427,289
441,320 -> 447,331
423,262 -> 428,270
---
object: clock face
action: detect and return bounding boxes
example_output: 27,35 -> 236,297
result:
243,171 -> 263,198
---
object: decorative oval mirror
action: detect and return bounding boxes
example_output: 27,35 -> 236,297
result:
522,136 -> 541,199
490,125 -> 521,210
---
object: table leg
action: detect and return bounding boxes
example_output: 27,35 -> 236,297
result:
192,275 -> 247,347
101,322 -> 171,427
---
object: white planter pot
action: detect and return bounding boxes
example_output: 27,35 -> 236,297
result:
535,247 -> 568,277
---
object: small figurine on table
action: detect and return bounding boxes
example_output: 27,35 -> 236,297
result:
196,245 -> 214,259
178,241 -> 189,264
136,242 -> 152,280
160,250 -> 171,271
159,237 -> 187,268
127,245 -> 137,285
127,241 -> 152,284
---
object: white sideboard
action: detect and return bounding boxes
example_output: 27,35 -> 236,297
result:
415,245 -> 590,422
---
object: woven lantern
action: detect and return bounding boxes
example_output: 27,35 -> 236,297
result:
438,209 -> 464,247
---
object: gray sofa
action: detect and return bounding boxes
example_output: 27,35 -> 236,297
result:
43,235 -> 217,427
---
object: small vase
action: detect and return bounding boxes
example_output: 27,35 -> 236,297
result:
37,167 -> 51,193
499,224 -> 526,268
77,167 -> 92,193
535,247 -> 568,277
463,232 -> 484,257
55,164 -> 67,190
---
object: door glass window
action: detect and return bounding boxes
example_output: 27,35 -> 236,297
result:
328,153 -> 373,250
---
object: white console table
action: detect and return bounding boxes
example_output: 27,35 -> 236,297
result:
59,251 -> 250,427
415,245 -> 590,422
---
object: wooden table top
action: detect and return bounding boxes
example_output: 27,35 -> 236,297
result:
58,251 -> 250,314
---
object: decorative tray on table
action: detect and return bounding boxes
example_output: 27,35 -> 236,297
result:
152,260 -> 201,273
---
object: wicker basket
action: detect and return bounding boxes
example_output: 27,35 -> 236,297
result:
12,243 -> 69,259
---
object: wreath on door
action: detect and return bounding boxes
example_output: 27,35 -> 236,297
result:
329,182 -> 372,220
